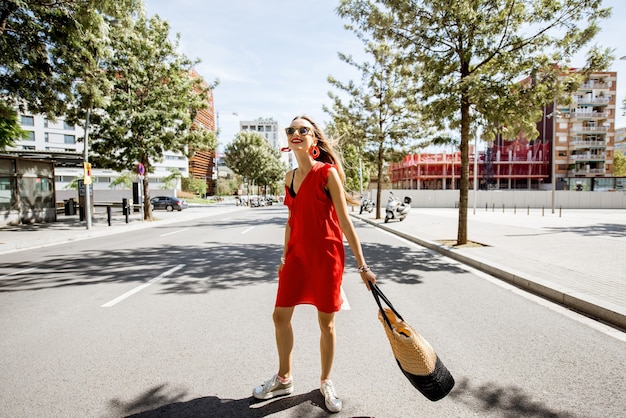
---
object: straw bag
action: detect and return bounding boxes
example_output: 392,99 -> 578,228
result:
371,284 -> 454,401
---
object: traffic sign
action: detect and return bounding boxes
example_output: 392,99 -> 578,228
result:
137,162 -> 145,176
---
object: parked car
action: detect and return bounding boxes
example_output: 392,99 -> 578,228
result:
150,196 -> 188,211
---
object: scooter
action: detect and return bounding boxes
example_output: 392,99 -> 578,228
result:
359,195 -> 375,214
384,192 -> 411,223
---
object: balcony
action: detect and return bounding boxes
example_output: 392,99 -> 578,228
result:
571,126 -> 608,134
570,140 -> 606,148
578,82 -> 609,90
569,153 -> 606,162
570,111 -> 608,120
568,168 -> 606,176
573,97 -> 609,106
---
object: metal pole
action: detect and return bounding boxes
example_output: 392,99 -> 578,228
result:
473,133 -> 478,215
551,100 -> 556,214
83,107 -> 92,230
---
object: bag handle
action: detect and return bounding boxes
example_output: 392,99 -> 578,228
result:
371,283 -> 404,330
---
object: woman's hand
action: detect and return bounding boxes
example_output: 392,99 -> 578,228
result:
360,269 -> 376,290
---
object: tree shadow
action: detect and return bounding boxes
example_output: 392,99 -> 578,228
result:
109,384 -> 329,418
449,377 -> 575,417
0,215 -> 468,293
543,223 -> 626,238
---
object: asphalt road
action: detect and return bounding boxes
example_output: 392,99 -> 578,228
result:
0,206 -> 624,417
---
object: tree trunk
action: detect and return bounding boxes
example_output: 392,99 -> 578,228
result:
142,159 -> 152,221
457,92 -> 470,245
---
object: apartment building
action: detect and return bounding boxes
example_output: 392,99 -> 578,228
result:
10,112 -> 191,191
239,118 -> 292,168
389,69 -> 621,191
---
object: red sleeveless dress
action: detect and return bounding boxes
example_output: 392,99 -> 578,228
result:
276,162 -> 345,313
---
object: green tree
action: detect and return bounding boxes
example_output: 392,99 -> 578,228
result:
614,151 -> 626,177
109,171 -> 137,189
0,102 -> 27,149
327,40 -> 425,219
338,0 -> 612,244
224,131 -> 287,197
182,176 -> 207,196
0,0 -> 139,118
88,13 -> 216,220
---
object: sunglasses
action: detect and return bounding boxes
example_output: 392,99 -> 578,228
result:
285,126 -> 313,136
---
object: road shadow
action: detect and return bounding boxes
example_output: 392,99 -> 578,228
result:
109,384 -> 329,417
449,377 -> 576,417
544,223 -> 626,238
0,228 -> 467,293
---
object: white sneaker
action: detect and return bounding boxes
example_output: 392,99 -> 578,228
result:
320,380 -> 342,413
253,374 -> 294,400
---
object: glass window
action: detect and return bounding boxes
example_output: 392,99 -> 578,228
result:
45,133 -> 49,142
63,120 -> 73,130
25,131 -> 35,141
64,135 -> 75,144
21,115 -> 34,126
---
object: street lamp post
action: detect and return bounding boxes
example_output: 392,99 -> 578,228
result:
83,106 -> 93,229
215,111 -> 238,194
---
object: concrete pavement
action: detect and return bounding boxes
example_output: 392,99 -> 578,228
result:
1,202 -> 624,332
353,206 -> 626,332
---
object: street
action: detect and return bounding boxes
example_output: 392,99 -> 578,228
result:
0,205 -> 624,417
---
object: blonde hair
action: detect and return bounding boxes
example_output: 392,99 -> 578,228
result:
292,115 -> 358,205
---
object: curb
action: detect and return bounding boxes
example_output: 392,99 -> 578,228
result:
352,214 -> 626,331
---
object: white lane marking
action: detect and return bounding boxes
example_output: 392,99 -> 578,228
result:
340,285 -> 351,310
241,227 -> 254,234
0,267 -> 36,279
101,264 -> 185,308
160,228 -> 188,237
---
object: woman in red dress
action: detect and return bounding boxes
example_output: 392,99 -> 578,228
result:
253,115 -> 376,413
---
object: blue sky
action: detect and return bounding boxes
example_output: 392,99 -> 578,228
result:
143,0 -> 626,146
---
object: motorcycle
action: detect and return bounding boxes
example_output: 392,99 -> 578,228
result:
384,192 -> 411,223
359,195 -> 375,214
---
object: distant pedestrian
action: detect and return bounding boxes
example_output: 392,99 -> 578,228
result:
252,115 -> 376,413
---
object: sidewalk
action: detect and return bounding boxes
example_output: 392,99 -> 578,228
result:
353,207 -> 626,332
0,203 -> 244,255
2,204 -> 624,332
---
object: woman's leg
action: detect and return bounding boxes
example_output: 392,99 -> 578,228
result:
317,310 -> 336,381
273,306 -> 295,379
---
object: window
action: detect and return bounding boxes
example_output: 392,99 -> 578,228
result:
45,133 -> 49,142
25,131 -> 35,141
21,115 -> 34,126
44,119 -> 49,128
64,135 -> 75,144
63,121 -> 74,130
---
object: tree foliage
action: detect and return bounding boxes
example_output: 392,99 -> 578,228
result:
614,151 -> 626,177
224,131 -> 288,194
326,40 -> 426,218
338,0 -> 613,243
87,13 -> 216,220
0,0 -> 140,118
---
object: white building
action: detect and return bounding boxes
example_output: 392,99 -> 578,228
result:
13,112 -> 188,190
239,118 -> 292,168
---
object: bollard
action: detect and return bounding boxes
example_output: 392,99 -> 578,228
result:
559,206 -> 562,218
527,205 -> 530,215
502,203 -> 505,213
485,202 -> 488,211
514,205 -> 517,214
492,203 -> 495,212
122,198 -> 130,223
542,205 -> 545,216
107,206 -> 112,226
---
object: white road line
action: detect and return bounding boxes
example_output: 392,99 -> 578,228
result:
101,264 -> 185,308
241,227 -> 254,234
0,267 -> 36,279
340,285 -> 351,310
160,228 -> 188,237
